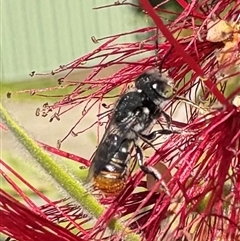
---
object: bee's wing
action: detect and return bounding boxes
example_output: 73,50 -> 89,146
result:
87,114 -> 137,180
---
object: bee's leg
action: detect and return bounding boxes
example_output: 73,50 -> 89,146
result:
161,111 -> 172,129
141,129 -> 179,141
134,143 -> 162,180
134,142 -> 170,195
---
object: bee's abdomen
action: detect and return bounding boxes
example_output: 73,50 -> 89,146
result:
93,139 -> 132,195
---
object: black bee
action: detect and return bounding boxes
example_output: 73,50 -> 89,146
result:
87,68 -> 176,195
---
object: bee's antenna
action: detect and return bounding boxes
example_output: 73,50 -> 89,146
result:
155,27 -> 173,75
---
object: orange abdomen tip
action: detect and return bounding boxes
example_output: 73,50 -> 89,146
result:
93,172 -> 126,196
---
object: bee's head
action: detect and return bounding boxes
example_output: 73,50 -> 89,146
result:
135,69 -> 175,105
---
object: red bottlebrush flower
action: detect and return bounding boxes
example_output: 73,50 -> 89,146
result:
0,190 -> 84,241
2,1 -> 240,241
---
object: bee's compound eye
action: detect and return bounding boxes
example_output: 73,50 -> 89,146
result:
163,86 -> 174,99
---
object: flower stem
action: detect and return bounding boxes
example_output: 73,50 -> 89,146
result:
0,103 -> 141,241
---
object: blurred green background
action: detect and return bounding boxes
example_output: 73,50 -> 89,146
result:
2,0 -> 181,81
3,0 -> 138,80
